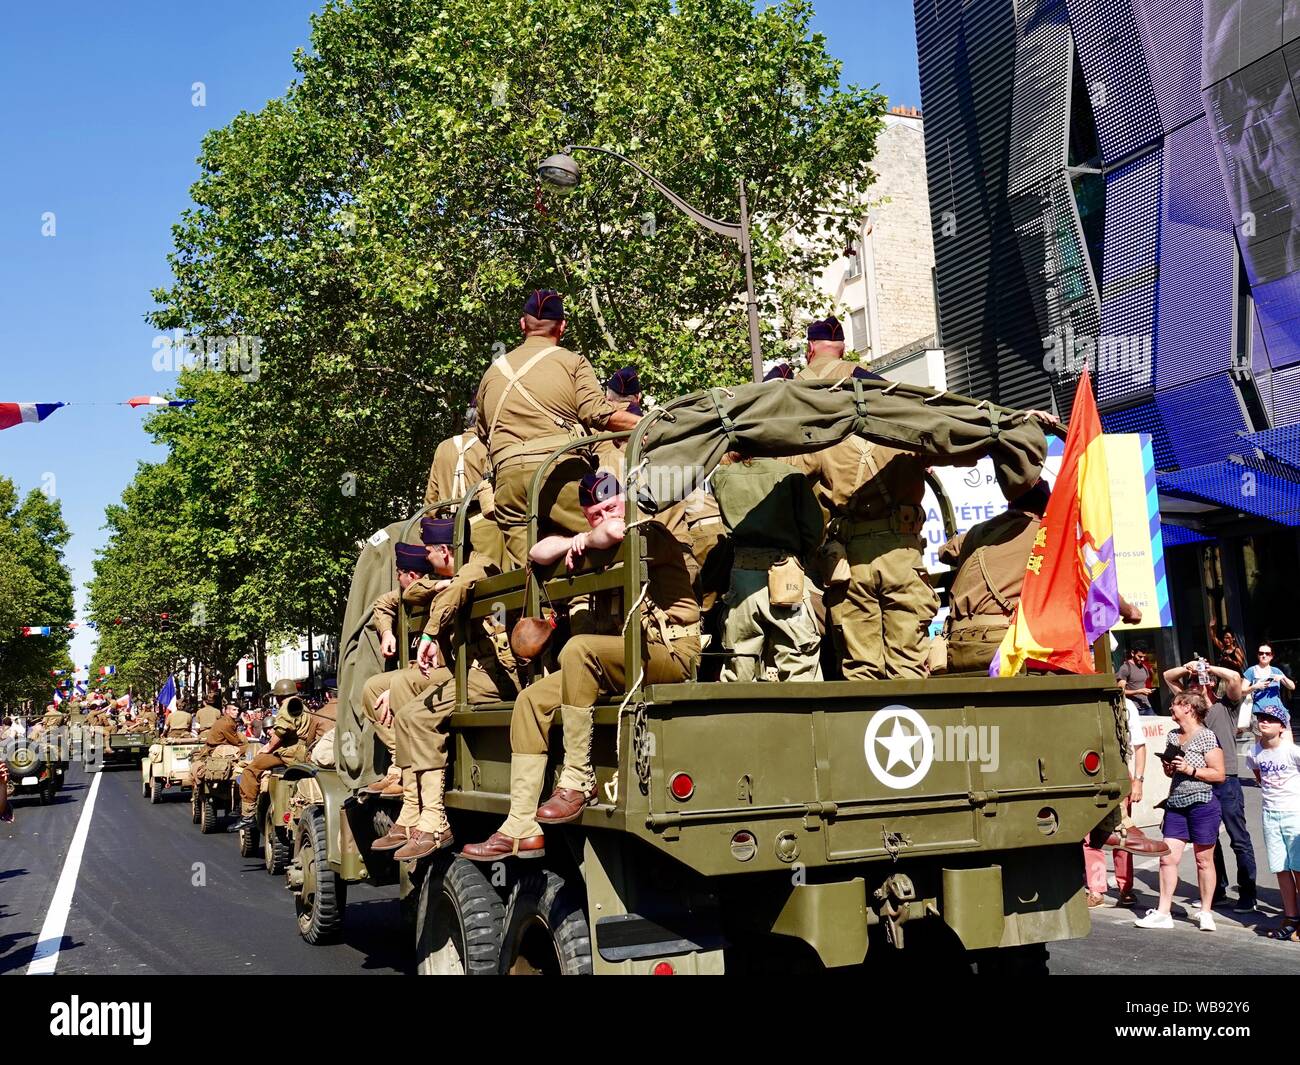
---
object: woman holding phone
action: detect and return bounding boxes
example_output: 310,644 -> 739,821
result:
1135,691 -> 1226,931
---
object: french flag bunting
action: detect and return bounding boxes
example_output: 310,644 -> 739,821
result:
0,402 -> 64,430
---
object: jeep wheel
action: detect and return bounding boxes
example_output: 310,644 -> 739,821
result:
415,856 -> 504,976
38,778 -> 57,806
141,774 -> 149,799
295,806 -> 345,944
190,787 -> 201,825
500,867 -> 592,975
263,811 -> 290,876
200,797 -> 217,834
149,778 -> 162,804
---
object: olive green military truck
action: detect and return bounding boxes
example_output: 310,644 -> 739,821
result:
100,727 -> 155,769
315,379 -> 1128,975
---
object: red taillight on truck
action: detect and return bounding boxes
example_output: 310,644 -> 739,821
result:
668,772 -> 694,801
652,962 -> 676,975
1081,750 -> 1101,775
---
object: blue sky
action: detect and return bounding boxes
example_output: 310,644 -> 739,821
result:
0,0 -> 920,675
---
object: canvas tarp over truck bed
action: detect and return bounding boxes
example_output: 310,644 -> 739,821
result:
632,377 -> 1049,509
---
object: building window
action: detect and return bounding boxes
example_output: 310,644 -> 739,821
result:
845,246 -> 863,280
851,308 -> 869,354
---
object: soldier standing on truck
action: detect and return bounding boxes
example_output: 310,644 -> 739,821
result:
238,680 -> 321,831
195,686 -> 222,734
461,471 -> 701,862
370,525 -> 520,861
424,401 -> 503,565
710,447 -> 825,682
474,289 -> 642,569
358,540 -> 444,797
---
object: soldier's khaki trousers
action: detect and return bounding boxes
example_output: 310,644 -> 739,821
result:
240,752 -> 287,807
468,512 -> 505,568
493,456 -> 590,569
362,666 -> 436,765
501,634 -> 699,838
393,665 -> 502,772
719,567 -> 822,683
829,531 -> 938,680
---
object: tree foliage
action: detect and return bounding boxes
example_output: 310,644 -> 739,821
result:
98,0 -> 885,655
0,478 -> 75,708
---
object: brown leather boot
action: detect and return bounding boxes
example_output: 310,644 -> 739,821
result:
393,828 -> 454,862
364,771 -> 400,795
536,787 -> 597,825
460,831 -> 545,862
370,824 -> 411,852
1105,825 -> 1170,856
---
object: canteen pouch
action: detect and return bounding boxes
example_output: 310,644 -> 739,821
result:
889,503 -> 926,536
768,554 -> 804,607
510,610 -> 557,663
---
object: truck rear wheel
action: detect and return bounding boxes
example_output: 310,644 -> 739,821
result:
296,807 -> 345,944
263,811 -> 290,876
39,778 -> 57,806
141,774 -> 149,799
500,868 -> 592,975
191,787 -> 201,824
415,856 -> 504,975
149,778 -> 162,804
201,797 -> 217,834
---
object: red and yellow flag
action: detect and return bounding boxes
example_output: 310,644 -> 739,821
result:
991,368 -> 1120,676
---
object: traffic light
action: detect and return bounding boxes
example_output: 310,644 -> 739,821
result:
243,661 -> 255,686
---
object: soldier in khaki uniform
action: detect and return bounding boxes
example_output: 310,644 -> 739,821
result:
195,689 -> 222,734
358,539 -> 447,796
424,403 -> 504,565
711,450 -> 825,681
475,289 -> 641,568
370,530 -> 519,861
784,318 -> 940,679
604,365 -> 642,410
937,481 -> 1050,671
238,680 -> 321,829
163,705 -> 194,739
463,473 -> 701,862
190,702 -> 243,786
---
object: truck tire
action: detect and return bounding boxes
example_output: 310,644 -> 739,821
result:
190,788 -> 201,825
296,807 -> 345,944
263,812 -> 289,876
201,797 -> 217,834
39,778 -> 57,806
240,818 -> 260,858
141,774 -> 149,799
973,943 -> 1050,977
500,868 -> 592,975
415,856 -> 504,976
149,778 -> 162,804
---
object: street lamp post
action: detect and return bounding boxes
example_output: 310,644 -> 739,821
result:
538,145 -> 765,384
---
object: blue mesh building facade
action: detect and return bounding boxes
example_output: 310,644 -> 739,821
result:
915,0 -> 1300,665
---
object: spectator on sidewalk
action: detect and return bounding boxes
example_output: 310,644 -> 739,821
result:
0,763 -> 11,824
1247,704 -> 1300,942
1210,620 -> 1247,673
1118,646 -> 1156,716
1136,691 -> 1226,931
1163,658 -> 1258,911
1084,695 -> 1153,906
1244,644 -> 1295,713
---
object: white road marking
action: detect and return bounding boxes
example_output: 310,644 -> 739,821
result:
27,769 -> 103,975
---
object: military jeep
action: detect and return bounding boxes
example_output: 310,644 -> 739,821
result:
326,379 -> 1128,975
141,738 -> 201,803
3,737 -> 67,806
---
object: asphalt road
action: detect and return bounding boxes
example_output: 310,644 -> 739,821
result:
1,760 -> 408,975
2,758 -> 1297,976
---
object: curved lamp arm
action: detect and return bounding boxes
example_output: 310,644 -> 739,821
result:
566,144 -> 742,242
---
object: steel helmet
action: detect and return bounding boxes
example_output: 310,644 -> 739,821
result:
271,679 -> 298,699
